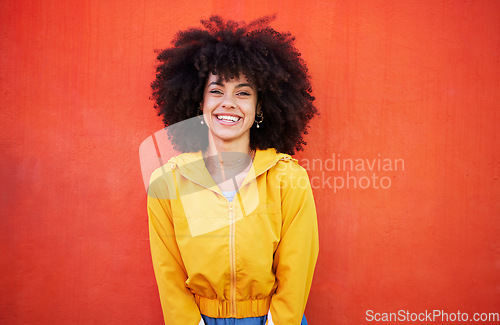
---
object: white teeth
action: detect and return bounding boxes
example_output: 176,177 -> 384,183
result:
217,115 -> 240,122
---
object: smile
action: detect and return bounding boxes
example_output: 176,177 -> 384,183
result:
216,115 -> 241,122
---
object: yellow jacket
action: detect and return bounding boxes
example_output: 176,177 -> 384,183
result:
147,148 -> 319,325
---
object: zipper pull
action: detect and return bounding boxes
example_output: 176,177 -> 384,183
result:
227,202 -> 235,220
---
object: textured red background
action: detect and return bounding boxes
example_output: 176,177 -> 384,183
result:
1,0 -> 499,324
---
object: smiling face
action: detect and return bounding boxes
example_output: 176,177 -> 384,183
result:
201,73 -> 259,152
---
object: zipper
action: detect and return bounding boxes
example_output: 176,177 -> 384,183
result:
171,161 -> 238,315
228,200 -> 237,316
224,156 -> 294,316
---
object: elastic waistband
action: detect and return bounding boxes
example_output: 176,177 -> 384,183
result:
194,294 -> 271,318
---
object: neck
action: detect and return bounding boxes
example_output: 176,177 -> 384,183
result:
206,133 -> 251,156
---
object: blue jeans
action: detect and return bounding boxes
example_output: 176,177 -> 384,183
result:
201,314 -> 308,325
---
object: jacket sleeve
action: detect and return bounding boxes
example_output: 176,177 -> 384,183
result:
268,162 -> 319,324
147,167 -> 204,325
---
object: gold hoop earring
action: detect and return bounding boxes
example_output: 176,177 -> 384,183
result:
255,110 -> 264,128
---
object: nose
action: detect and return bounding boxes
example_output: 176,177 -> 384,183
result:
221,94 -> 237,109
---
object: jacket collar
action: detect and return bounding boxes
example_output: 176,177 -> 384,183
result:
169,148 -> 294,191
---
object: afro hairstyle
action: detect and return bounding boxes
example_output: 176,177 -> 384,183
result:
150,15 -> 317,155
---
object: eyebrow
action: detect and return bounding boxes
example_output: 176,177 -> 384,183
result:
208,81 -> 254,89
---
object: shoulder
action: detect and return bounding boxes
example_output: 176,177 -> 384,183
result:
255,148 -> 305,173
273,154 -> 309,177
262,151 -> 311,190
150,151 -> 202,179
148,151 -> 201,193
149,157 -> 177,184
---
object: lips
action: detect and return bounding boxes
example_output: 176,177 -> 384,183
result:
215,114 -> 241,123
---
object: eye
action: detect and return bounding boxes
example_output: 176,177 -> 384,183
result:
237,91 -> 251,96
209,89 -> 223,95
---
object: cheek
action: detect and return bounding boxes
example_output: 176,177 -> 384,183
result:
245,109 -> 256,124
248,103 -> 257,118
201,98 -> 216,112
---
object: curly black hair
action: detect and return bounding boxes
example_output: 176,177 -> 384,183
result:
151,15 -> 317,155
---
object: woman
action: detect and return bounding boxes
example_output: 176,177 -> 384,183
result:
148,15 -> 319,325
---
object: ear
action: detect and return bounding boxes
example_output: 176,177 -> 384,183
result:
257,102 -> 262,114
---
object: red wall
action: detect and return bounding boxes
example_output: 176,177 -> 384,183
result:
1,0 -> 499,324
